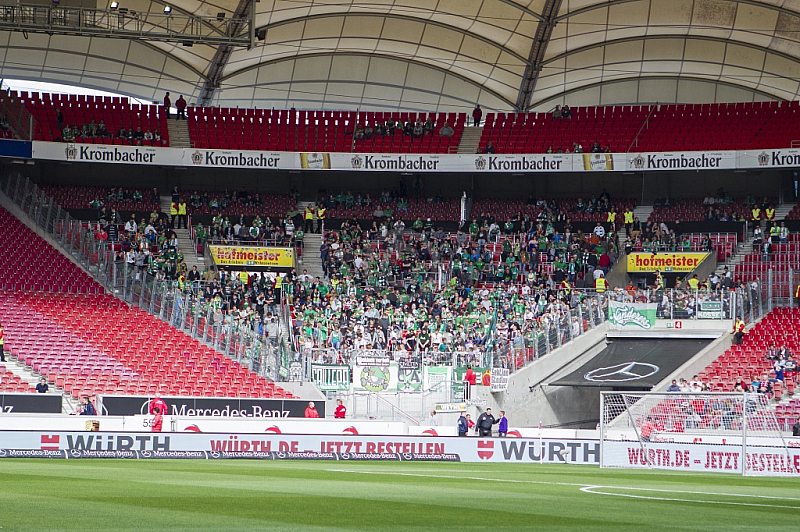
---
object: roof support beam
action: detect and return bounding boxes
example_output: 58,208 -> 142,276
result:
197,0 -> 254,106
514,0 -> 562,111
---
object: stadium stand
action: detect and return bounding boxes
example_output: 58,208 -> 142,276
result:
0,205 -> 291,399
697,307 -> 797,399
478,101 -> 800,154
185,190 -> 295,218
0,364 -> 36,393
16,91 -> 169,146
40,185 -> 161,212
647,197 -> 777,223
470,196 -> 635,224
0,207 -> 98,293
188,107 -> 465,153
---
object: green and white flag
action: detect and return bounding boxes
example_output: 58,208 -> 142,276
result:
608,301 -> 657,330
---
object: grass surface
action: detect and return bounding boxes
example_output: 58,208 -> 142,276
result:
1,459 -> 799,530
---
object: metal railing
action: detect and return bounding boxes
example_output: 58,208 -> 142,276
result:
1,172 -> 291,380
0,4 -> 252,47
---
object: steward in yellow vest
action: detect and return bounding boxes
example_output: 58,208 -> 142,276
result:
595,276 -> 608,293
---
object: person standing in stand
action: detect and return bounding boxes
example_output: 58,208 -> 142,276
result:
305,401 -> 320,418
457,411 -> 469,436
497,411 -> 508,437
334,399 -> 346,419
175,95 -> 187,120
149,396 -> 168,416
476,408 -> 497,437
464,364 -> 477,400
163,92 -> 171,119
151,406 -> 163,432
0,320 -> 5,362
472,104 -> 483,127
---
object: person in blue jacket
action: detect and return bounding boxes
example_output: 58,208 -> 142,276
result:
78,396 -> 96,416
457,412 -> 469,436
497,411 -> 508,437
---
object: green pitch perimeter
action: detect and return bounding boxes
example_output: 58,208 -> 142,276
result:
1,460 -> 799,530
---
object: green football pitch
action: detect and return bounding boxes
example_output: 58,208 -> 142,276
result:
2,459 -> 799,530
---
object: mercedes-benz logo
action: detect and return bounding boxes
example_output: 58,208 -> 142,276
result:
340,452 -> 350,460
402,453 -> 413,461
0,448 -> 7,457
209,451 -> 220,459
584,362 -> 659,382
141,450 -> 152,458
276,451 -> 286,459
70,449 -> 82,457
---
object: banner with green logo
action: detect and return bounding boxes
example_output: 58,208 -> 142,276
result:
353,363 -> 399,392
608,301 -> 657,330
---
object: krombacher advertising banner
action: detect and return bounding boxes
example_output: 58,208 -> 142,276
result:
29,141 -> 792,173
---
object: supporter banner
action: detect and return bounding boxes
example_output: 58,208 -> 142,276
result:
187,148 -> 283,169
697,301 -> 724,319
626,251 -> 710,273
0,431 -> 601,464
98,395 -> 323,418
490,367 -> 510,392
602,440 -> 800,475
353,364 -> 399,392
625,151 -> 735,171
424,366 -> 452,391
738,149 -> 800,169
608,301 -> 657,331
0,393 -> 62,414
31,140 -> 183,165
208,245 -> 294,268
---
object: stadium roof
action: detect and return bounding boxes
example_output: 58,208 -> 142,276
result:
2,0 -> 800,112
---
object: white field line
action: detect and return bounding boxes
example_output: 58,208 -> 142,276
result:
327,469 -> 800,509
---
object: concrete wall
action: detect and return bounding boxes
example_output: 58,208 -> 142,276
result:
654,333 -> 730,391
474,324 -> 609,429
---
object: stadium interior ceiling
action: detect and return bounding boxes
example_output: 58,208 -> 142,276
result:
2,0 -> 800,113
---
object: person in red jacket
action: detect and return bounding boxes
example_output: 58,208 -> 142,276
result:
334,399 -> 346,419
151,406 -> 163,433
149,396 -> 168,416
464,365 -> 477,400
175,95 -> 187,120
305,401 -> 320,418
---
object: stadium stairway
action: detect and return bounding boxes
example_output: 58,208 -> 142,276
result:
166,118 -> 191,149
617,205 -> 653,250
456,126 -> 483,154
299,232 -> 325,281
160,196 -> 203,273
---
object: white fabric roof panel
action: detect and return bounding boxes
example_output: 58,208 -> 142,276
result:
0,0 -> 799,111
